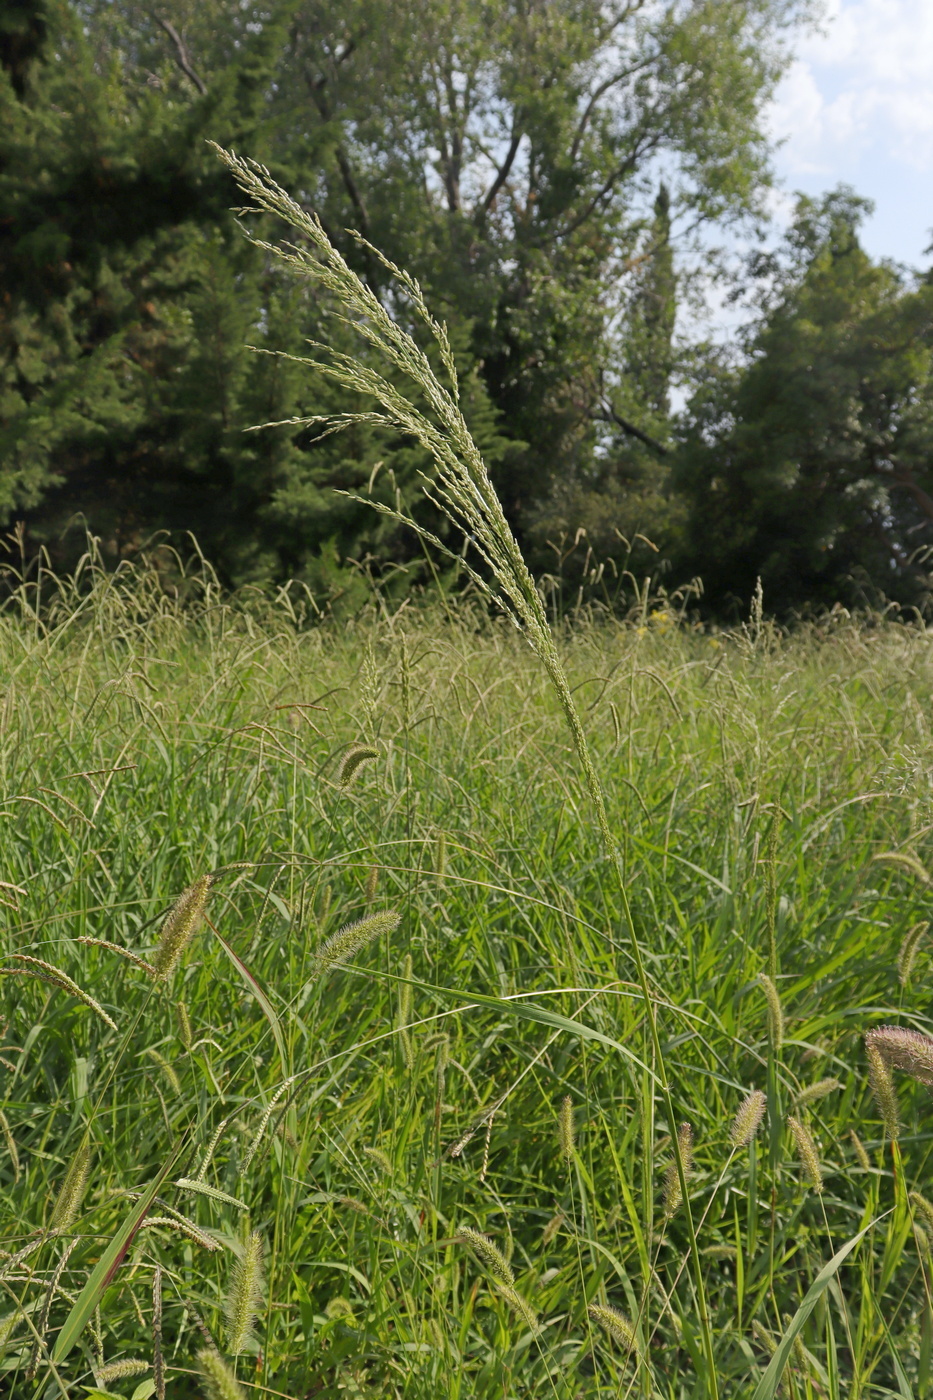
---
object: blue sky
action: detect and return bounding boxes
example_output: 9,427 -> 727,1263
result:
768,0 -> 933,268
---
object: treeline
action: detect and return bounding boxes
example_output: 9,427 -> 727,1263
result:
3,0 -> 933,615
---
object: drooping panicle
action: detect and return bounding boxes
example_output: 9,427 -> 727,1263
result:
730,1089 -> 767,1148
152,875 -> 211,980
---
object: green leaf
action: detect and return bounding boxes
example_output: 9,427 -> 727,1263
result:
52,1152 -> 179,1364
751,1212 -> 890,1400
209,922 -> 288,1078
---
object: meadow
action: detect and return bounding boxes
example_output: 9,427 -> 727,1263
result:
2,550 -> 933,1399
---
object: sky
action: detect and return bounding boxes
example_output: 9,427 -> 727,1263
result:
768,0 -> 933,268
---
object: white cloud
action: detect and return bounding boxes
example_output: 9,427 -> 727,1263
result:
770,0 -> 933,173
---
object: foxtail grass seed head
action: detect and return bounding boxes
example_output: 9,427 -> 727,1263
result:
872,850 -> 932,884
141,1216 -> 220,1251
867,1024 -> 933,1086
0,1309 -> 22,1349
730,1089 -> 767,1148
224,1229 -> 264,1354
0,1110 -> 19,1182
866,1038 -> 901,1139
910,1191 -> 933,1236
850,1129 -> 871,1171
759,973 -> 783,1053
96,1359 -> 150,1383
365,864 -> 379,901
795,1077 -> 842,1108
363,1146 -> 393,1175
663,1122 -> 693,1218
51,1139 -> 92,1230
153,1264 -> 164,1400
152,875 -> 211,980
588,1304 -> 639,1357
176,1002 -> 193,1051
337,743 -> 379,787
144,1047 -> 181,1096
76,936 -> 157,975
3,955 -> 117,1032
456,1226 -> 514,1285
787,1115 -> 822,1192
315,909 -> 401,976
898,921 -> 929,986
558,1095 -> 575,1163
494,1284 -> 540,1333
197,1348 -> 247,1400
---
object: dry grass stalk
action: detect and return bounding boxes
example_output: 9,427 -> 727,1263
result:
225,1229 -> 264,1354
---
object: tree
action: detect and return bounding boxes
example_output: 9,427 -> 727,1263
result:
675,191 -> 933,613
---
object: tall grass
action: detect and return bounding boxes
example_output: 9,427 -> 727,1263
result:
2,155 -> 933,1395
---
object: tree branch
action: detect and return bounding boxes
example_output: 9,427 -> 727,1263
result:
157,18 -> 207,97
477,127 -> 522,218
597,397 -> 668,457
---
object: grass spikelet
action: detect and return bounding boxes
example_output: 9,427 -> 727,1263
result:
759,973 -> 783,1053
197,1347 -> 247,1400
362,1146 -> 393,1175
910,1191 -> 933,1236
175,1177 -> 248,1210
76,936 -> 157,975
456,1226 -> 514,1285
97,1358 -> 150,1382
153,1265 -> 164,1400
494,1283 -> 540,1333
364,864 -> 379,901
730,1089 -> 767,1147
588,1303 -> 639,1356
867,1024 -> 933,1085
787,1115 -> 823,1192
865,1038 -> 900,1138
51,1138 -> 92,1230
398,952 -> 414,1069
850,1128 -> 871,1170
2,955 -> 117,1031
152,875 -> 211,980
194,1117 -> 231,1182
872,850 -> 932,884
0,1109 -> 20,1182
315,909 -> 401,977
224,1229 -> 264,1354
0,1309 -> 22,1350
141,1215 -> 220,1251
558,1095 -> 575,1163
240,1075 -> 297,1174
795,1077 -> 842,1107
176,1002 -> 193,1051
898,920 -> 929,986
337,743 -> 379,787
663,1122 -> 693,1218
436,830 -> 447,880
144,1048 -> 181,1096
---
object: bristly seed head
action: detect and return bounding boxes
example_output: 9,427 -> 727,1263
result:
152,876 -> 211,980
96,1359 -> 150,1383
456,1226 -> 514,1285
224,1229 -> 264,1354
51,1139 -> 92,1230
898,920 -> 929,986
176,1001 -> 193,1051
866,1024 -> 933,1086
663,1122 -> 693,1218
795,1077 -> 842,1108
197,1348 -> 247,1400
849,1128 -> 871,1171
558,1095 -> 575,1164
494,1283 -> 540,1333
337,744 -> 379,787
588,1303 -> 640,1357
787,1115 -> 822,1192
315,909 -> 401,976
730,1089 -> 767,1148
758,973 -> 783,1053
910,1190 -> 933,1236
865,1038 -> 901,1139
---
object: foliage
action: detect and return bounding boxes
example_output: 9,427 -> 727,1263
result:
675,190 -> 933,615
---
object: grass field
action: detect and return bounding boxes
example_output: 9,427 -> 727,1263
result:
1,554 -> 933,1399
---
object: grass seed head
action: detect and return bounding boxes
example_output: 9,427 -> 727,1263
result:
787,1115 -> 822,1192
363,1146 -> 393,1175
197,1348 -> 247,1400
4,955 -> 117,1032
97,1359 -> 150,1383
663,1122 -> 693,1218
152,875 -> 211,980
867,1024 -> 933,1086
337,743 -> 379,787
795,1077 -> 842,1107
176,1002 -> 193,1051
730,1089 -> 767,1148
910,1191 -> 933,1235
51,1138 -> 92,1230
141,1215 -> 220,1251
588,1303 -> 639,1356
898,920 -> 929,986
558,1095 -> 575,1163
364,864 -> 379,901
315,909 -> 401,977
758,973 -> 783,1053
153,1264 -> 164,1400
494,1283 -> 539,1333
849,1128 -> 871,1170
865,1038 -> 901,1139
456,1226 -> 514,1285
224,1229 -> 264,1354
